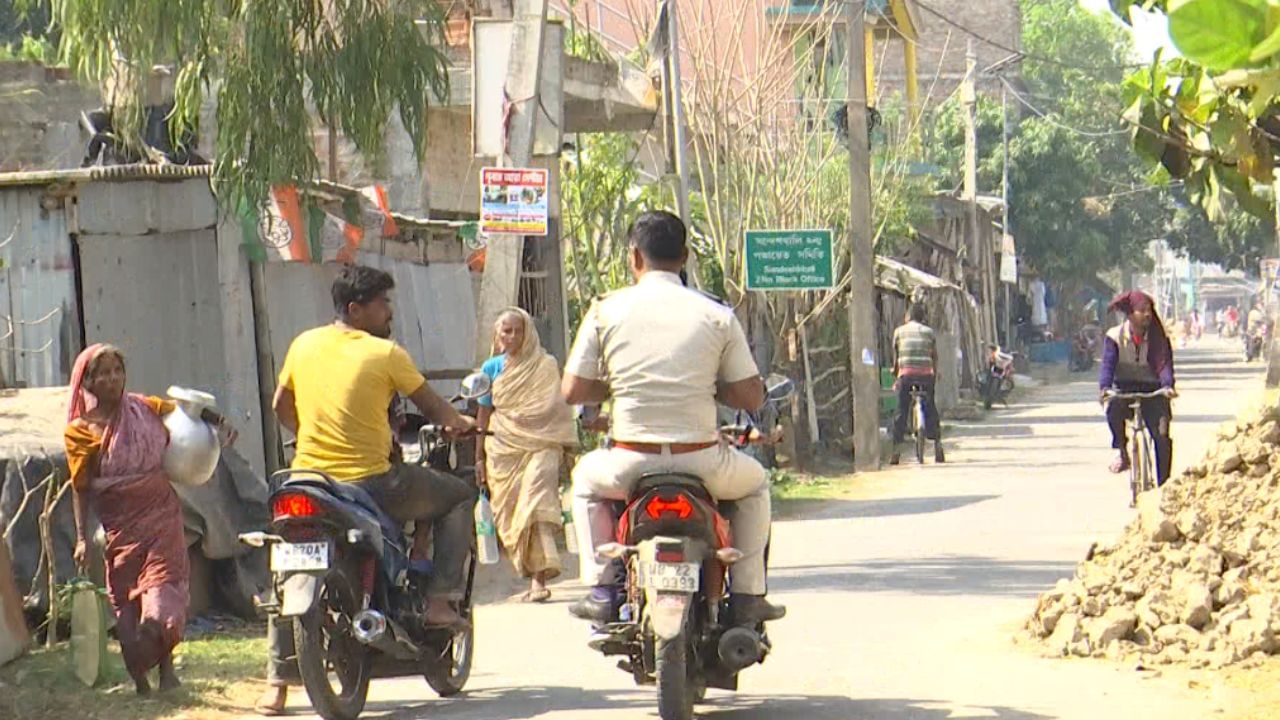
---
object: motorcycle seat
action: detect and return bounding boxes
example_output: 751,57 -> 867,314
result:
631,472 -> 714,503
274,472 -> 404,559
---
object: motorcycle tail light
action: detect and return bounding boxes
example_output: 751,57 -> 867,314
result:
656,549 -> 685,562
273,493 -> 323,519
645,493 -> 695,520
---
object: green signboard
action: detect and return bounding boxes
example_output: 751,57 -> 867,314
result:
744,229 -> 835,291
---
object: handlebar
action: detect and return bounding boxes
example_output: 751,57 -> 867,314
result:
1103,389 -> 1174,401
419,425 -> 493,439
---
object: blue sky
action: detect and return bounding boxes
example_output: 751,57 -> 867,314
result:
1078,0 -> 1179,60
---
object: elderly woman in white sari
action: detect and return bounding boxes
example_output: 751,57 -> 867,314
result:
475,308 -> 578,602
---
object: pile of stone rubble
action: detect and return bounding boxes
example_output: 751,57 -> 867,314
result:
1027,400 -> 1280,668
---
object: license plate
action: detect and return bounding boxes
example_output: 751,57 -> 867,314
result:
270,542 -> 330,572
636,561 -> 700,592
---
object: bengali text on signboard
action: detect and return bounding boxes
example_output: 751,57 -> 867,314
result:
744,229 -> 835,291
480,167 -> 549,236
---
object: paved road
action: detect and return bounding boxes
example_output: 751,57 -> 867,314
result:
273,340 -> 1263,720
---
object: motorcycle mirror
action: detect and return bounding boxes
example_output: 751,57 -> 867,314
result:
458,372 -> 492,401
764,374 -> 795,402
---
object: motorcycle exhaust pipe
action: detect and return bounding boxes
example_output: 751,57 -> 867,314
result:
353,610 -> 419,660
717,626 -> 764,671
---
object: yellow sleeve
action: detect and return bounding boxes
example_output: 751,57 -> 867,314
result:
277,338 -> 297,390
142,396 -> 177,416
388,344 -> 426,395
64,422 -> 101,491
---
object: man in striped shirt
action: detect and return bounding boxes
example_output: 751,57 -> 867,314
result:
891,303 -> 944,464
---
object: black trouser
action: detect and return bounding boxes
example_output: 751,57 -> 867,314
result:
267,463 -> 477,685
893,377 -> 941,444
1105,386 -> 1173,485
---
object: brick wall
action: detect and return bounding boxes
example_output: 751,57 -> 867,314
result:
876,0 -> 1021,107
0,62 -> 100,172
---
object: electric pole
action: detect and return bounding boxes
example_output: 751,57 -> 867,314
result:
846,1 -> 881,471
475,0 -> 550,361
962,40 -> 986,342
662,0 -> 700,286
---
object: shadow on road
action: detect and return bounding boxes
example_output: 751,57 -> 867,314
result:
770,555 -> 1073,597
355,686 -> 1051,720
701,694 -> 1054,719
780,494 -> 998,521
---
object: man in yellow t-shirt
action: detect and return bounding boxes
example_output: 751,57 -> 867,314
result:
259,265 -> 476,715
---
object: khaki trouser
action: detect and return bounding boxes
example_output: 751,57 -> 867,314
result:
570,443 -> 770,595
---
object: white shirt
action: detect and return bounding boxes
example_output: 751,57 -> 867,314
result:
565,271 -> 760,443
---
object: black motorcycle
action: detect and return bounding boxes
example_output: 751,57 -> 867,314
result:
239,374 -> 490,720
585,375 -> 794,720
977,345 -> 1017,409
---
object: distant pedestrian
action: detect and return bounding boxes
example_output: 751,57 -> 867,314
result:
890,304 -> 943,465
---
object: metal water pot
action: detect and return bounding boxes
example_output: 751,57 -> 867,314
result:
162,386 -> 220,486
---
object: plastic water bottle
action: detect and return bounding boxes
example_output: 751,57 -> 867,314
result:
475,493 -> 500,565
563,509 -> 579,555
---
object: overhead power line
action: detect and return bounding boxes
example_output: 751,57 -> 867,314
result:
911,0 -> 1148,72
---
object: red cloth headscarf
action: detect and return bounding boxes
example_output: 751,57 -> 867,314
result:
1108,290 -> 1172,378
67,342 -> 111,422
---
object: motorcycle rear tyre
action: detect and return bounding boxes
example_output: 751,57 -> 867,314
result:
656,635 -> 694,720
424,623 -> 474,697
296,569 -> 372,720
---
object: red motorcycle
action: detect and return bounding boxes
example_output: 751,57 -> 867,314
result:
585,376 -> 794,720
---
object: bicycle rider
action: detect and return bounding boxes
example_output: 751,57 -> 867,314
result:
1099,291 -> 1177,485
890,303 -> 944,464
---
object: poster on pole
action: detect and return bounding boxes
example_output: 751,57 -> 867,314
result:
999,233 -> 1018,284
744,229 -> 835,291
480,168 -> 549,236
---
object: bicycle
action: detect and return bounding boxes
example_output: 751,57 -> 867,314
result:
908,386 -> 928,464
1103,389 -> 1173,507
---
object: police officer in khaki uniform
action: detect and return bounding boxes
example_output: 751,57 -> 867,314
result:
561,210 -> 785,626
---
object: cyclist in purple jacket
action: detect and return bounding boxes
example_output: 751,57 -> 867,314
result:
1099,291 -> 1177,483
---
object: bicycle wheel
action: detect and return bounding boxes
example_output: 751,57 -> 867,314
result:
914,397 -> 927,464
1135,430 -> 1156,494
1127,424 -> 1143,508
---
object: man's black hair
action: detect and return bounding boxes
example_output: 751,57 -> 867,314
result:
627,210 -> 686,264
909,303 -> 927,323
332,265 -> 395,315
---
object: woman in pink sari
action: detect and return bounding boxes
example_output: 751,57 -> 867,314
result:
63,344 -> 234,695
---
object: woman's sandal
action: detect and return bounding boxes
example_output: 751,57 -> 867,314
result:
519,588 -> 552,603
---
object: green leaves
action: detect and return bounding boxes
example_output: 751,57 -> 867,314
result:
1168,0 -> 1269,70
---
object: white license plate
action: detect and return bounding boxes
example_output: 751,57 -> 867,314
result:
637,561 -> 700,592
270,542 -> 330,572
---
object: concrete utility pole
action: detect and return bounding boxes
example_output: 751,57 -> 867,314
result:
962,39 -> 993,342
845,1 -> 881,471
475,0 -> 550,361
662,0 -> 700,286
1001,84 -> 1013,347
